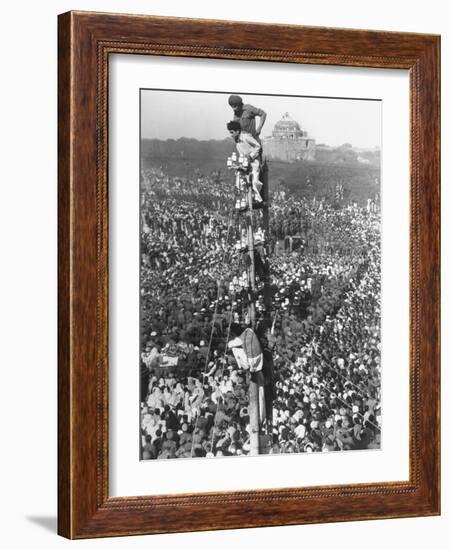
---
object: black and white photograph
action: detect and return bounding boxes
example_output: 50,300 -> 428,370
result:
139,89 -> 382,460
0,0 -> 445,545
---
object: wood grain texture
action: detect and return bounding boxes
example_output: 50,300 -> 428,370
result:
57,10 -> 72,539
57,11 -> 440,539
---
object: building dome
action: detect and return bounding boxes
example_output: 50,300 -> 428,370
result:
271,112 -> 305,139
273,112 -> 302,133
263,111 -> 316,162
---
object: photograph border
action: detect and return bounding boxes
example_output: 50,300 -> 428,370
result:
58,11 -> 440,538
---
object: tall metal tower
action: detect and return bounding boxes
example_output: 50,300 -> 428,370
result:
227,154 -> 271,456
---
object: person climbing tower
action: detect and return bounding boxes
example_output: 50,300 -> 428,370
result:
227,120 -> 263,202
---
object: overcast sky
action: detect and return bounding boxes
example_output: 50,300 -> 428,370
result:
141,89 -> 381,149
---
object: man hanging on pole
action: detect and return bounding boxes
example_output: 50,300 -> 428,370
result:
227,120 -> 264,203
227,95 -> 269,209
228,95 -> 267,142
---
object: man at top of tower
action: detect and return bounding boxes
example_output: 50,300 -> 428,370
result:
227,120 -> 263,203
228,95 -> 267,142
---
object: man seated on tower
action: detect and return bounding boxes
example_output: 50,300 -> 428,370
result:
228,95 -> 267,142
227,120 -> 263,203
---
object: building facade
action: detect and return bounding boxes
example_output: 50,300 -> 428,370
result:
262,112 -> 316,162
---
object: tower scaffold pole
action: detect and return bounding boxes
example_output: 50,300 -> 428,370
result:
227,150 -> 273,456
261,161 -> 272,324
245,176 -> 260,456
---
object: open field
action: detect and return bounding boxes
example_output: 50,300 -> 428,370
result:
142,139 -> 380,205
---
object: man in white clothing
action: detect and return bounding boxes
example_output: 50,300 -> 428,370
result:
227,120 -> 263,202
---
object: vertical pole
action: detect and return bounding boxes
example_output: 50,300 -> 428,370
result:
261,161 -> 273,440
261,162 -> 272,322
246,181 -> 260,456
247,184 -> 257,320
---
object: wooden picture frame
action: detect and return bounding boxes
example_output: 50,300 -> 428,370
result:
58,11 -> 440,539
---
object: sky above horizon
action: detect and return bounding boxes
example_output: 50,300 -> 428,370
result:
141,89 -> 381,149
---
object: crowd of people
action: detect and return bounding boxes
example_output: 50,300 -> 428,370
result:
140,165 -> 381,460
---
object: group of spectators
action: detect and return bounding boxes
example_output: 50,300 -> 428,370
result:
140,165 -> 381,460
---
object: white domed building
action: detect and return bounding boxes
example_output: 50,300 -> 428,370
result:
262,112 -> 316,162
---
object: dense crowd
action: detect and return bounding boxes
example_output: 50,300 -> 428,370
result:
140,166 -> 381,459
